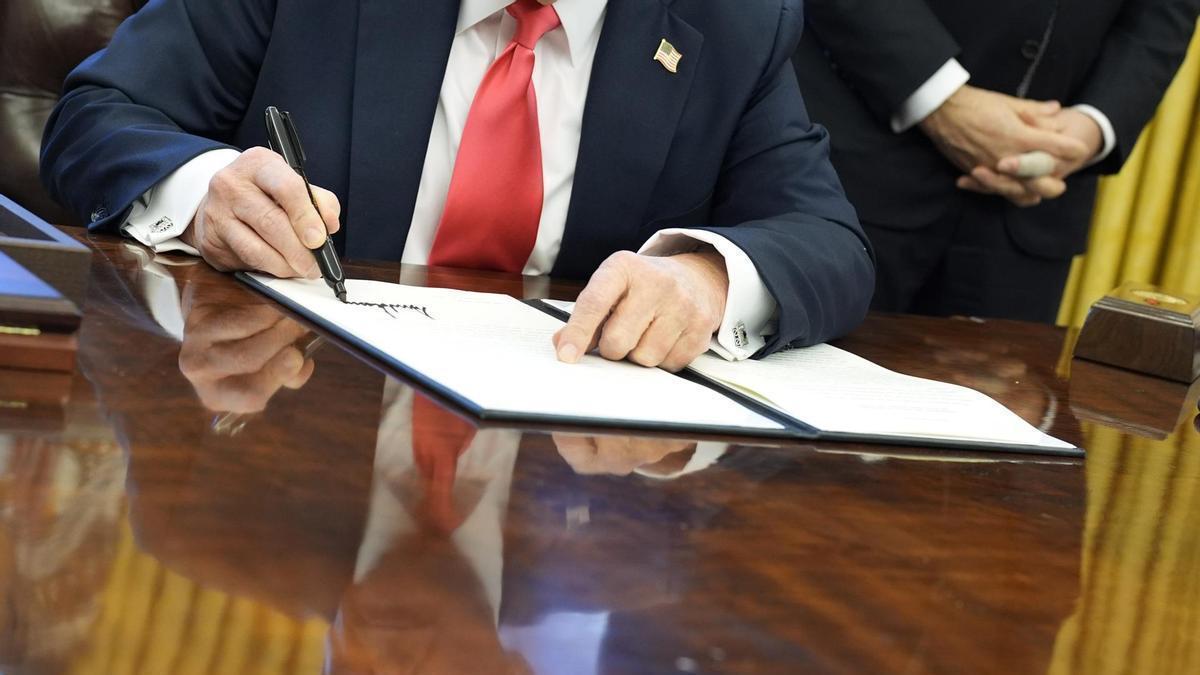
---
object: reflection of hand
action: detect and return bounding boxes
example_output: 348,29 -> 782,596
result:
920,334 -> 1050,425
178,298 -> 315,413
179,147 -> 341,277
919,85 -> 1091,206
553,433 -> 698,476
553,251 -> 726,371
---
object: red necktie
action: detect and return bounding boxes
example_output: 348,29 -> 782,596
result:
428,0 -> 561,273
412,393 -> 478,534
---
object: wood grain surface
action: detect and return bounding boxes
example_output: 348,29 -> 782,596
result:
0,230 -> 1197,675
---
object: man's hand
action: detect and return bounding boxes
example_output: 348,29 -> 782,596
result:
553,250 -> 728,372
981,107 -> 1105,187
920,85 -> 1092,207
179,146 -> 341,277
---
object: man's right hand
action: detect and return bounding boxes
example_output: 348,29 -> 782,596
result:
179,146 -> 341,277
919,85 -> 1092,207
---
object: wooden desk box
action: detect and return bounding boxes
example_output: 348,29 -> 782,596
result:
1074,283 -> 1200,384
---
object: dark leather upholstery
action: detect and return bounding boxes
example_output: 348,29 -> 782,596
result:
1,0 -> 145,224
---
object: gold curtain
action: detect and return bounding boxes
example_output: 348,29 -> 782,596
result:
1057,24 -> 1200,328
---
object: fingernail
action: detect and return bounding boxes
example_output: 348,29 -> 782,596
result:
307,228 -> 325,248
558,343 -> 580,363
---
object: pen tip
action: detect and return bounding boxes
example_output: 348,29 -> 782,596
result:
337,290 -> 347,303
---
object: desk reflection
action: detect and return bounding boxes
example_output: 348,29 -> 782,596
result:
327,385 -> 733,673
0,430 -> 124,672
921,330 -> 1058,431
553,434 -> 704,477
177,292 -> 316,416
31,235 -> 1199,673
1050,409 -> 1200,675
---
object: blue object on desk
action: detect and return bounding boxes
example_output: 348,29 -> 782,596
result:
0,250 -> 61,299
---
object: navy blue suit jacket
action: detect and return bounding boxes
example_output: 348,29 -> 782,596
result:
41,0 -> 875,353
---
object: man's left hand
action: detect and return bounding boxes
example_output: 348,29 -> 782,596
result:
553,251 -> 728,372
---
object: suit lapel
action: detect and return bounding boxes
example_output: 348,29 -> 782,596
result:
553,0 -> 703,279
346,0 -> 458,261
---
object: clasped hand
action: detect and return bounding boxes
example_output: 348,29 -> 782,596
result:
920,85 -> 1104,207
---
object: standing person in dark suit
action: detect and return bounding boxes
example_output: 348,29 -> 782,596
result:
793,0 -> 1200,322
40,0 -> 875,369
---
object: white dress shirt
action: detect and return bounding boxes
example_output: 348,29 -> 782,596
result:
891,58 -> 1116,164
122,0 -> 777,361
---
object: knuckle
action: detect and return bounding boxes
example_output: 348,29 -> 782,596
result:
676,295 -> 709,326
236,245 -> 267,272
209,169 -> 237,197
200,198 -> 220,222
661,357 -> 687,372
604,250 -> 639,272
288,252 -> 314,274
559,321 -> 593,345
323,202 -> 342,222
598,329 -> 635,359
281,170 -> 307,195
177,350 -> 205,379
243,146 -> 274,164
628,346 -> 665,368
662,269 -> 686,294
207,255 -> 234,272
686,329 -> 710,353
316,187 -> 341,212
257,206 -> 290,235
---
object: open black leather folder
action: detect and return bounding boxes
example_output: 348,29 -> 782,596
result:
240,273 -> 1082,457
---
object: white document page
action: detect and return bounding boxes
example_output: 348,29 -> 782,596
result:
688,344 -> 1073,449
250,276 -> 783,433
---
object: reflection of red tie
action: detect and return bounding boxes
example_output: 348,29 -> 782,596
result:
428,0 -> 561,273
412,393 -> 478,534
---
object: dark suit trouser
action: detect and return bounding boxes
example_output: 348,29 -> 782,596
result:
864,202 -> 1074,324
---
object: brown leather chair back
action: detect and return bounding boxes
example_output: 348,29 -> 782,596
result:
1,0 -> 146,224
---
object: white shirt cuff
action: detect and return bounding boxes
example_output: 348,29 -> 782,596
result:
638,228 -> 778,362
121,148 -> 242,256
1072,104 -> 1117,165
891,59 -> 970,133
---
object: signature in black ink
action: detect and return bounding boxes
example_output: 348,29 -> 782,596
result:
346,301 -> 434,320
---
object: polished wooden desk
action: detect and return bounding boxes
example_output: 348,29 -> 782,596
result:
1,232 -> 1198,675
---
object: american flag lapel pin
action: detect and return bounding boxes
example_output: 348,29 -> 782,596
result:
653,38 -> 682,73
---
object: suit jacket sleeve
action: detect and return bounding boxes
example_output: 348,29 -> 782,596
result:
697,0 -> 876,354
799,0 -> 961,124
1076,2 -> 1200,173
40,0 -> 276,231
